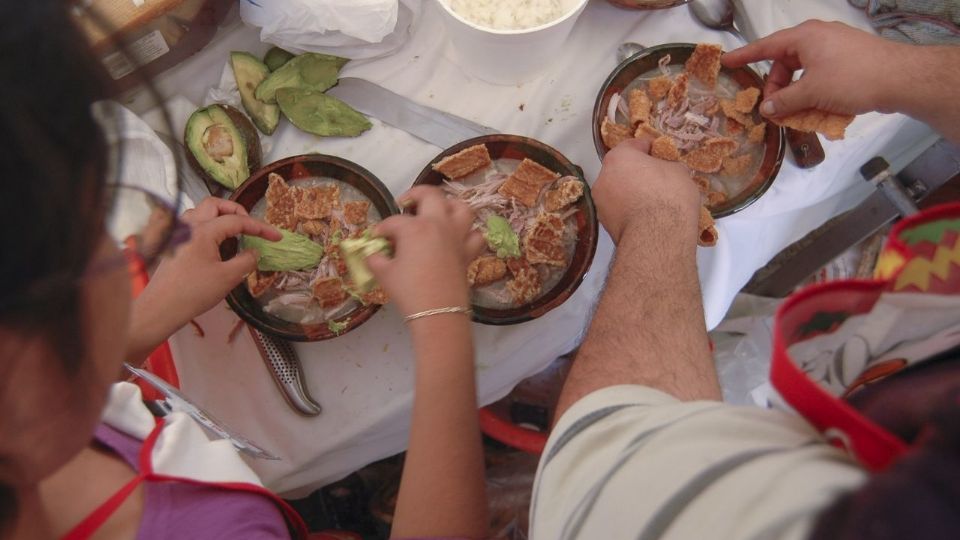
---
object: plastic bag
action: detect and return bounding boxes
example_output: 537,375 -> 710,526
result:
238,0 -> 422,59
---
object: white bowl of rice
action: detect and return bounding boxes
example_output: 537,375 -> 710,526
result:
437,0 -> 590,85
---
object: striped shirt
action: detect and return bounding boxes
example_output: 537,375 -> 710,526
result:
530,386 -> 868,540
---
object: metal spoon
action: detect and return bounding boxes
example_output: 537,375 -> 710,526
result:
688,0 -> 825,169
617,42 -> 646,64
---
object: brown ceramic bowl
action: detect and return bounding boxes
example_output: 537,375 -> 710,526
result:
592,43 -> 785,219
413,134 -> 599,326
222,154 -> 399,342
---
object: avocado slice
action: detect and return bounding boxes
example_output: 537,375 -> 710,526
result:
254,52 -> 349,104
184,104 -> 262,190
276,87 -> 372,138
230,52 -> 280,135
264,47 -> 295,72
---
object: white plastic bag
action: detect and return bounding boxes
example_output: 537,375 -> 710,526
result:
239,0 -> 422,59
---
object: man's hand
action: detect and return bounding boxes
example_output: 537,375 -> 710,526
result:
593,138 -> 700,244
722,21 -> 906,119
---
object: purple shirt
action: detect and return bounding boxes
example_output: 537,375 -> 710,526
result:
94,424 -> 290,539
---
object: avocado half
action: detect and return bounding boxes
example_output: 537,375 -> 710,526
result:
184,104 -> 262,191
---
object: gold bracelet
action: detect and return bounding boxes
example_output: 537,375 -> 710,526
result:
404,306 -> 473,323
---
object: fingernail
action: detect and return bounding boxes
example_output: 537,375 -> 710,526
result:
760,100 -> 776,116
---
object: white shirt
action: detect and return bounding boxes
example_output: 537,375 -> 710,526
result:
530,386 -> 868,540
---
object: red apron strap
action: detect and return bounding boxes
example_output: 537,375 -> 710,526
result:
61,420 -> 165,540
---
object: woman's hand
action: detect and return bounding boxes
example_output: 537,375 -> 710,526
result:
127,197 -> 280,363
366,186 -> 484,318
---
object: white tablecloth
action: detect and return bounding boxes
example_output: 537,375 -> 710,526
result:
143,0 -> 937,497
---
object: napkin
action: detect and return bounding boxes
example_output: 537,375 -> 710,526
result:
239,0 -> 422,59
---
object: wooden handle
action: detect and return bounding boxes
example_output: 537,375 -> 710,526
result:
785,128 -> 825,169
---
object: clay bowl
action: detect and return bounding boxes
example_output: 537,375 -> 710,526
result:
413,134 -> 599,325
222,154 -> 399,341
592,43 -> 785,218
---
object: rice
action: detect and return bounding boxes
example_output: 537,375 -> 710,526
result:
448,0 -> 567,30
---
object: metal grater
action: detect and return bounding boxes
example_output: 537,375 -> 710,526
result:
248,326 -> 322,416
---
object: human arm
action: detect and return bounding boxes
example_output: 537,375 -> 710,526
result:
125,198 -> 280,364
366,186 -> 488,539
721,20 -> 960,144
554,139 -> 720,421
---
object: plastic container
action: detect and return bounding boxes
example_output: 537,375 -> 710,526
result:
436,0 -> 589,85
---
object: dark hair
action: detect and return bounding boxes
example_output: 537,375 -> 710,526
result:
0,0 -> 113,531
810,354 -> 960,540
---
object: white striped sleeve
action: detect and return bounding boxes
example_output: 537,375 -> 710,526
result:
530,385 -> 867,540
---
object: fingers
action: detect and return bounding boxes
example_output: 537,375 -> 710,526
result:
220,248 -> 258,283
183,197 -> 249,224
764,60 -> 795,99
449,199 -> 476,234
721,27 -> 798,68
397,185 -> 448,218
372,214 -> 413,242
759,78 -> 815,118
365,252 -> 392,282
206,214 -> 281,244
464,230 -> 485,262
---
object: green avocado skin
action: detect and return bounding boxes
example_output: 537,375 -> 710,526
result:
263,47 -> 295,72
276,88 -> 372,138
254,52 -> 349,104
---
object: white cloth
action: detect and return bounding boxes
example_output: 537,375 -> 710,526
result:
530,386 -> 867,540
134,1 -> 939,496
102,382 -> 265,486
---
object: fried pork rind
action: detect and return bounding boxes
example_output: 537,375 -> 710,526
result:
634,122 -> 662,140
667,73 -> 689,110
706,190 -> 728,207
684,43 -> 723,88
601,117 -> 633,150
246,271 -> 277,298
467,256 -> 508,287
692,174 -> 711,194
300,219 -> 328,237
498,158 -> 561,207
721,154 -> 753,177
725,119 -> 745,136
265,173 -> 299,230
295,184 -> 340,221
432,144 -> 492,179
361,286 -> 389,305
628,88 -> 653,126
311,276 -> 349,308
523,213 -> 567,267
651,136 -> 681,161
506,266 -> 542,305
682,137 -> 738,173
544,178 -> 584,212
773,110 -> 854,141
648,75 -> 672,101
748,123 -> 766,144
343,200 -> 370,225
720,99 -> 754,128
698,206 -> 718,247
735,87 -> 761,114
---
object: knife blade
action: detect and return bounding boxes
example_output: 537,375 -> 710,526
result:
730,1 -> 825,169
124,363 -> 281,460
327,77 -> 499,148
744,139 -> 960,297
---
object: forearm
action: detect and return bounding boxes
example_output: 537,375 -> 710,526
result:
391,315 -> 488,539
556,205 -> 720,421
125,285 -> 187,365
882,44 -> 960,144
